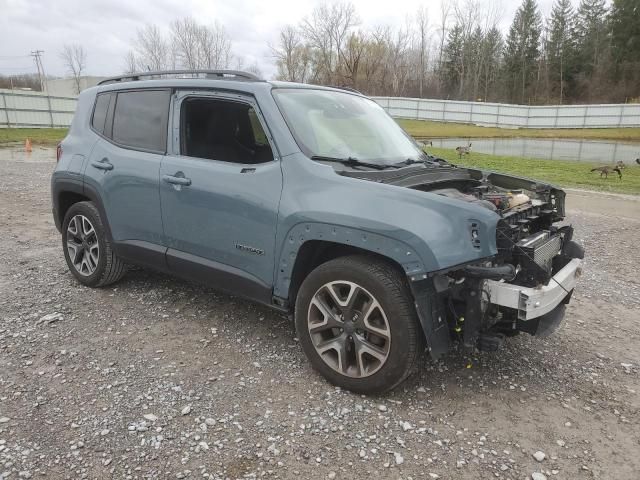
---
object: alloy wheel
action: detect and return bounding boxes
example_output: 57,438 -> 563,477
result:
307,281 -> 391,378
66,215 -> 100,276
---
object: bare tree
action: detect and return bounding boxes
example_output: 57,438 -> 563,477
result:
172,18 -> 232,69
272,26 -> 310,82
416,7 -> 430,97
437,0 -> 452,85
172,18 -> 200,69
133,24 -> 171,71
123,51 -> 138,74
59,44 -> 86,94
198,21 -> 232,69
300,2 -> 359,83
338,31 -> 367,88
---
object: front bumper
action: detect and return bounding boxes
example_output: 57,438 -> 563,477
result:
485,258 -> 582,321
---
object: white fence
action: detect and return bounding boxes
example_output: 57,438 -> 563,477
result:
2,88 -> 639,130
372,97 -> 640,129
0,89 -> 77,128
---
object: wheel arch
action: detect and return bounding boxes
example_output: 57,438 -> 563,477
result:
274,223 -> 428,307
53,179 -> 113,242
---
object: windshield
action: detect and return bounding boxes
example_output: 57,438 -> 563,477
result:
272,88 -> 426,166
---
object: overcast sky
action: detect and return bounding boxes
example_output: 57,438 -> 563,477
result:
1,0 -> 559,80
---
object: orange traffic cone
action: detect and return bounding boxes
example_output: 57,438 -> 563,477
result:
25,138 -> 33,153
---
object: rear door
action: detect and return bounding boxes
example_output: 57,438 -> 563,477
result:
84,89 -> 171,261
159,91 -> 283,304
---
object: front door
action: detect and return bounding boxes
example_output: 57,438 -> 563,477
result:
159,92 -> 283,304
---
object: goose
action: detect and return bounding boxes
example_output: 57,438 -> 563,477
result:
455,142 -> 472,158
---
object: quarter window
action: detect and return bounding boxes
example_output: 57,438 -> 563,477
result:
112,90 -> 170,152
91,93 -> 111,134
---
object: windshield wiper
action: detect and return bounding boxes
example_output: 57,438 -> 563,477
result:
311,155 -> 398,170
394,156 -> 449,168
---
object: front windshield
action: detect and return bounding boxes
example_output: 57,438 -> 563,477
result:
272,88 -> 425,166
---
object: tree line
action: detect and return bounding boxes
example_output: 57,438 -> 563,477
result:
123,18 -> 260,77
2,0 -> 637,104
272,0 -> 640,104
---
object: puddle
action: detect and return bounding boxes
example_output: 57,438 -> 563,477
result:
424,137 -> 640,164
0,146 -> 56,163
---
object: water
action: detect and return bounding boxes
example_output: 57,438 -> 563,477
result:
3,140 -> 639,165
425,137 -> 640,164
0,146 -> 55,163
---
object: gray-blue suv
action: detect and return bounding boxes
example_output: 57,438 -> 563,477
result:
52,70 -> 584,393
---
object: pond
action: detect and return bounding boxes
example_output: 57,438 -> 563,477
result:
424,137 -> 640,164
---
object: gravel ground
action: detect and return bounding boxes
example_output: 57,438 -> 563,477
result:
1,148 -> 639,480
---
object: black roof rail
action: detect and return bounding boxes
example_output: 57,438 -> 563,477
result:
98,69 -> 263,86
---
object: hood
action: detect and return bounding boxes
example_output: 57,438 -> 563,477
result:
338,163 -> 565,219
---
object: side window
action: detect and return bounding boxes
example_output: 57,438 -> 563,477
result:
247,108 -> 268,146
181,97 -> 274,164
112,90 -> 170,153
91,93 -> 111,135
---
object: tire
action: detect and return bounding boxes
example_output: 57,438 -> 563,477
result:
61,201 -> 127,287
294,255 -> 423,394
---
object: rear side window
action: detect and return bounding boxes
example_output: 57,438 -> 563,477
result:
91,93 -> 111,134
112,90 -> 170,153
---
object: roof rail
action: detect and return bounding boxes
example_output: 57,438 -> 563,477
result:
98,69 -> 263,86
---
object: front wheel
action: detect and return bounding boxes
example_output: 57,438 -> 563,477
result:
294,255 -> 423,394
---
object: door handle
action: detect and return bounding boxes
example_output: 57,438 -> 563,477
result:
162,174 -> 192,186
91,158 -> 113,171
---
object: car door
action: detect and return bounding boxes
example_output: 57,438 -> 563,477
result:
84,89 -> 171,264
159,91 -> 283,304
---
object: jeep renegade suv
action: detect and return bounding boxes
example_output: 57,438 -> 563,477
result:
52,70 -> 584,394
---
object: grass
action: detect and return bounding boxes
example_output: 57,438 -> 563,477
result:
0,128 -> 68,146
429,147 -> 640,195
399,119 -> 640,142
1,126 -> 637,194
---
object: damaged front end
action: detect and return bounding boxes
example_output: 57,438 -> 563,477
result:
408,166 -> 584,357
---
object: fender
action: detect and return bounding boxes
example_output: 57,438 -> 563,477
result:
273,222 -> 452,357
51,175 -> 83,232
81,183 -> 115,244
273,222 -> 429,298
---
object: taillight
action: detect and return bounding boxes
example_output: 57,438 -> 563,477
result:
56,144 -> 62,163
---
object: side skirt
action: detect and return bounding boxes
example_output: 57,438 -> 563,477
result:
166,248 -> 275,308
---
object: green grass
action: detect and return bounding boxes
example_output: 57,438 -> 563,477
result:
429,147 -> 640,195
1,126 -> 637,194
0,128 -> 68,146
399,119 -> 640,142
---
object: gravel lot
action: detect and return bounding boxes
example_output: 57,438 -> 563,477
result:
1,147 -> 639,480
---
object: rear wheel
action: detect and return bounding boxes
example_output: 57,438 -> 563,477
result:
295,255 -> 423,394
62,201 -> 127,287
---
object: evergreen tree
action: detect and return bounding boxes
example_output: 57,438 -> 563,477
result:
442,24 -> 464,98
480,27 -> 504,101
546,0 -> 576,103
503,0 -> 543,103
609,0 -> 640,64
574,0 -> 609,76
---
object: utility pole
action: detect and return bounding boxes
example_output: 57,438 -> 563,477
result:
30,50 -> 46,92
